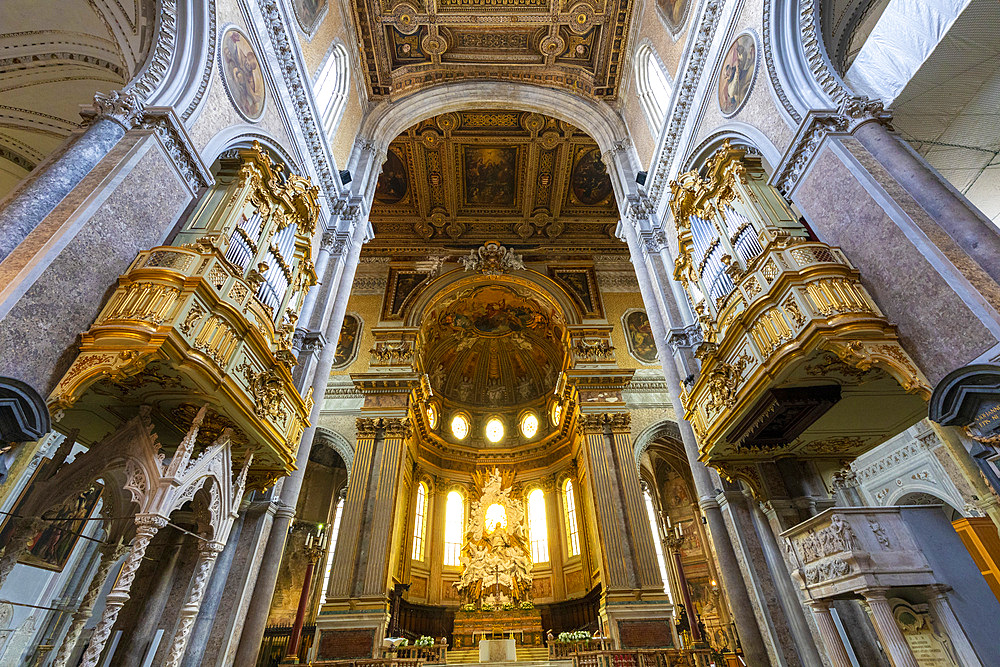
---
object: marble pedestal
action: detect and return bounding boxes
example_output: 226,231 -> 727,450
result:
479,638 -> 515,662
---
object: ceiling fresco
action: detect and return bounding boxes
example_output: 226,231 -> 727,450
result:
421,283 -> 566,408
349,0 -> 635,99
368,110 -> 624,253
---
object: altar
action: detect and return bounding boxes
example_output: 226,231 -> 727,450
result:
480,638 -> 516,662
452,608 -> 544,648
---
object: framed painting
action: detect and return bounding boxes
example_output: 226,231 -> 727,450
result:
462,146 -> 517,207
0,467 -> 104,572
550,266 -> 603,318
332,314 -> 363,368
292,0 -> 328,36
623,309 -> 658,364
657,0 -> 690,36
718,31 -> 757,117
220,26 -> 266,122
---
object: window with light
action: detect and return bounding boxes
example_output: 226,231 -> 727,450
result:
551,402 -> 562,425
320,493 -> 345,604
451,414 -> 469,440
643,487 -> 673,601
314,43 -> 350,141
520,412 -> 538,439
426,404 -> 438,430
443,490 -> 465,566
563,479 -> 580,557
635,44 -> 671,135
412,482 -> 427,561
527,488 -> 549,563
485,416 -> 504,443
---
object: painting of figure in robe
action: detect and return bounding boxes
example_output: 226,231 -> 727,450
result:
292,0 -> 327,34
463,146 -> 516,206
332,314 -> 361,367
718,33 -> 756,116
624,310 -> 658,364
221,28 -> 265,120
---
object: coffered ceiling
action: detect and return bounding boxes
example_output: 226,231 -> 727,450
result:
367,110 -> 625,254
349,0 -> 635,99
0,0 -> 154,196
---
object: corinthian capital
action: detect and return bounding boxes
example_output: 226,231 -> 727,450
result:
89,89 -> 146,130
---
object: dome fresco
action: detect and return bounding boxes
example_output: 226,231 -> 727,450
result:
422,283 -> 565,408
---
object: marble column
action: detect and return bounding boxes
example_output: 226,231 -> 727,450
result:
853,121 -> 1000,286
925,585 -> 980,665
163,540 -> 224,667
179,509 -> 246,667
809,600 -> 854,667
80,514 -> 168,667
749,496 -> 825,665
0,119 -> 125,263
862,589 -> 918,667
427,480 -> 447,604
360,419 -> 411,598
579,415 -> 634,591
51,540 -> 127,667
620,219 -> 770,665
325,418 -> 378,599
543,476 -> 566,601
233,215 -> 367,664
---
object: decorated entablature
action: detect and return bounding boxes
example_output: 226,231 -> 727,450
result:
669,143 -> 930,486
48,143 -> 320,487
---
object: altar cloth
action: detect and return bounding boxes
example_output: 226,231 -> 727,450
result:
479,638 -> 516,662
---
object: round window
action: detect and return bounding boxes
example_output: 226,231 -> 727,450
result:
520,412 -> 539,439
451,414 -> 469,440
485,417 -> 505,443
427,404 -> 438,430
551,402 -> 563,425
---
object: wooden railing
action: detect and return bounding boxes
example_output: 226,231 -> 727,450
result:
380,645 -> 448,663
309,659 -> 424,667
572,648 -> 713,667
548,639 -> 608,659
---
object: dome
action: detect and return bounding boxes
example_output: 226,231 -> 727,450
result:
422,283 -> 565,408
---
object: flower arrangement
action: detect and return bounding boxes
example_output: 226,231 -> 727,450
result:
502,602 -> 515,610
557,630 -> 591,643
415,636 -> 434,647
481,603 -> 495,611
462,603 -> 476,612
519,601 -> 534,610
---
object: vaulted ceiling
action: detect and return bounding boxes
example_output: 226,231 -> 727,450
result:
0,0 -> 154,196
349,0 -> 635,99
367,110 -> 625,255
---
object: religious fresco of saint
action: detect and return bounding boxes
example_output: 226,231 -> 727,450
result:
291,0 -> 327,35
657,0 -> 689,33
220,27 -> 265,121
331,314 -> 361,368
569,147 -> 613,206
0,475 -> 103,572
463,146 -> 517,206
717,32 -> 756,117
374,149 -> 408,205
624,309 -> 658,364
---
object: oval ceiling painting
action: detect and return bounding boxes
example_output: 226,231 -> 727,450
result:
220,27 -> 266,122
571,147 -> 613,205
375,149 -> 408,205
717,32 -> 757,117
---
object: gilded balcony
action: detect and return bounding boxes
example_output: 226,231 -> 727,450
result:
670,143 -> 929,477
48,144 -> 319,487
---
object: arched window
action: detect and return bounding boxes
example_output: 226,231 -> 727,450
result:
563,479 -> 580,557
527,488 -> 549,563
643,486 -> 672,601
320,492 -> 346,604
635,45 -> 671,134
443,490 -> 465,566
314,43 -> 350,140
412,482 -> 428,561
